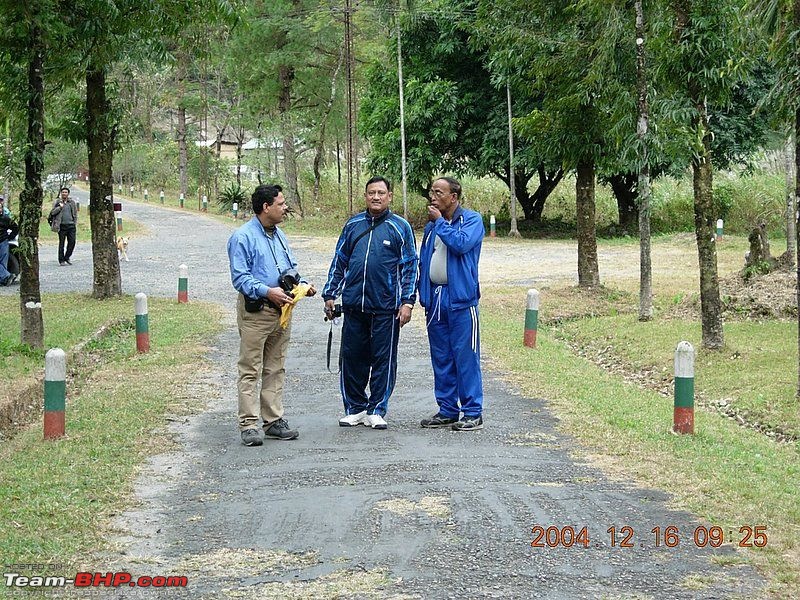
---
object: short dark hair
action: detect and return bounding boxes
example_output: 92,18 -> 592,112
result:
365,176 -> 392,193
59,187 -> 70,194
436,177 -> 461,199
251,184 -> 283,214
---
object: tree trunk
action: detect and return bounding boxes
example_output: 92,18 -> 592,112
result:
278,65 -> 302,217
795,103 -> 799,396
676,0 -> 723,349
692,134 -> 724,349
608,172 -> 639,235
576,159 -> 600,287
786,135 -> 796,264
529,166 -> 563,223
86,63 -> 121,298
177,106 -> 188,199
18,24 -> 45,348
636,0 -> 653,321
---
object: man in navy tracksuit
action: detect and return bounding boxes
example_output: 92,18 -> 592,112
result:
322,176 -> 418,429
419,177 -> 485,431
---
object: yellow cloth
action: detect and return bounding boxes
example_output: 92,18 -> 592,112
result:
280,283 -> 311,329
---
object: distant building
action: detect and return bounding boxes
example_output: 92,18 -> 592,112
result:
195,139 -> 239,160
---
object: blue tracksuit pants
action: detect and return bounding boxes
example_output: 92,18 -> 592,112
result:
340,310 -> 400,417
425,285 -> 484,419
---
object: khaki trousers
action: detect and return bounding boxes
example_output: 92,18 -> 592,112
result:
236,294 -> 291,430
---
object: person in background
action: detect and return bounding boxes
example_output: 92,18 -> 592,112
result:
48,187 -> 78,266
0,197 -> 19,286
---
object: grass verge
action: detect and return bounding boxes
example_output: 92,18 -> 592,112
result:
480,286 -> 799,598
0,293 -> 224,569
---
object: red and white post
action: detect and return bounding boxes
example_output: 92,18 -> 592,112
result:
178,264 -> 189,303
524,289 -> 539,348
44,348 -> 66,439
135,293 -> 150,353
673,341 -> 695,434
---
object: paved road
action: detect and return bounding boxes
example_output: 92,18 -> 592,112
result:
11,194 -> 763,598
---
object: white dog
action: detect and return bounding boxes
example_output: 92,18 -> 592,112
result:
116,236 -> 129,262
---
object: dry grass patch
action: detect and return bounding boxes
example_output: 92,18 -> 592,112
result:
373,495 -> 451,519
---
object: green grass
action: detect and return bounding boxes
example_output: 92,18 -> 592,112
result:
556,315 -> 798,436
0,294 -> 224,569
480,288 -> 800,598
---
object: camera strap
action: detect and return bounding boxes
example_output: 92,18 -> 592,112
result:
326,321 -> 340,374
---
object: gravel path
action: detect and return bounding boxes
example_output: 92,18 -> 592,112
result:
11,193 -> 764,598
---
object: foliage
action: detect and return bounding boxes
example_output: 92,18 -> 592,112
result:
217,182 -> 247,211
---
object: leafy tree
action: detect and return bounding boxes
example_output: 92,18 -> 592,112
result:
0,0 -> 67,347
652,0 -> 758,348
228,0 -> 345,218
361,3 -> 563,222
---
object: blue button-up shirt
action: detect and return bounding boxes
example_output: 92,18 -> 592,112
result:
227,216 -> 299,299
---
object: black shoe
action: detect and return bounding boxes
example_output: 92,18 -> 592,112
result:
241,428 -> 263,446
452,415 -> 483,431
264,418 -> 299,440
420,413 -> 459,428
65,259 -> 73,265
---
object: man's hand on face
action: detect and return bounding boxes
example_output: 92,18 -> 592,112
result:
427,204 -> 442,221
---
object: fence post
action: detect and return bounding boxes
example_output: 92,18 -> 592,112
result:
202,195 -> 208,212
673,341 -> 695,434
114,201 -> 122,232
524,289 -> 539,348
178,265 -> 189,304
716,219 -> 723,242
44,348 -> 66,439
179,193 -> 185,208
159,190 -> 165,204
233,202 -> 238,220
135,293 -> 150,353
490,214 -> 496,238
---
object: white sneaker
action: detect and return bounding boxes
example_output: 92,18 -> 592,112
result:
338,410 -> 367,427
364,414 -> 388,430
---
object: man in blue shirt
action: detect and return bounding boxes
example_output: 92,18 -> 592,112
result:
418,177 -> 485,431
322,176 -> 418,429
227,184 -> 316,446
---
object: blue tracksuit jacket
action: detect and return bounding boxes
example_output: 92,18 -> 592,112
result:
322,210 -> 418,312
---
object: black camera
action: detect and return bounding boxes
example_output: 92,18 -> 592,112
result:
325,303 -> 343,322
278,268 -> 300,293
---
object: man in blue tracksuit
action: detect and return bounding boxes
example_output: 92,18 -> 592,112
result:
322,176 -> 418,430
419,177 -> 485,431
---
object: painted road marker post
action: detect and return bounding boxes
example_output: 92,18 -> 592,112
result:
135,293 -> 150,353
129,184 -> 134,197
673,341 -> 695,434
490,214 -> 496,238
144,188 -> 149,202
202,194 -> 208,212
716,219 -> 723,241
232,202 -> 238,220
160,189 -> 165,204
179,193 -> 185,208
114,201 -> 123,232
44,348 -> 66,439
524,289 -> 540,348
178,265 -> 189,303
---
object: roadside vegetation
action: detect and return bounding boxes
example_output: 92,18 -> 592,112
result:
0,294 -> 224,568
480,229 -> 798,597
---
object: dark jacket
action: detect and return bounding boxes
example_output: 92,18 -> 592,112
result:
48,198 -> 78,232
322,210 -> 418,314
0,212 -> 18,243
418,205 -> 483,310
